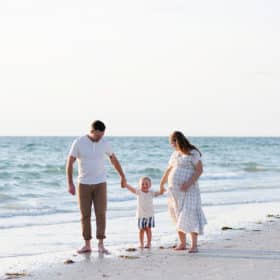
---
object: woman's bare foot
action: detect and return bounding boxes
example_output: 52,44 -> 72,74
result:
144,243 -> 151,249
188,247 -> 198,253
77,246 -> 91,254
139,244 -> 144,249
174,244 -> 187,251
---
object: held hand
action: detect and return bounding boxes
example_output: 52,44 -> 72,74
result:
160,185 -> 166,194
181,181 -> 191,192
68,183 -> 76,195
121,176 -> 127,188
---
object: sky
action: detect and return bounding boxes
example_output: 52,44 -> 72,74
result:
0,0 -> 279,136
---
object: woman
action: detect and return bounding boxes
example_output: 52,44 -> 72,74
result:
160,131 -> 207,253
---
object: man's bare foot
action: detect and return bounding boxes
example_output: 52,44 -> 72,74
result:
188,247 -> 198,253
77,246 -> 91,254
174,244 -> 187,251
98,243 -> 110,254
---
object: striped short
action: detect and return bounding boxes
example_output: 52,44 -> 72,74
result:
138,216 -> 155,229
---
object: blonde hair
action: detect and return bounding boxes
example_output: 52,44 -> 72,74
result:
138,176 -> 152,186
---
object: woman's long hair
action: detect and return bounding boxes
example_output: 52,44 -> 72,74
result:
170,131 -> 202,156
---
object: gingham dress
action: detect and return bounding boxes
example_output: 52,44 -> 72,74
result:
167,149 -> 207,235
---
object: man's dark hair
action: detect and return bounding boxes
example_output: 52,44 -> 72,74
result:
91,120 -> 106,132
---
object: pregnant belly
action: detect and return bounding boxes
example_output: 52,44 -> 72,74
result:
168,167 -> 193,187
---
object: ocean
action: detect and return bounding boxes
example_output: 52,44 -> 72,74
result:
0,136 -> 280,273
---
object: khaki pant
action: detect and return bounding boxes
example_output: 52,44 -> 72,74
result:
78,182 -> 107,240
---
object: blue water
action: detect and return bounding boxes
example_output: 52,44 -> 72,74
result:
0,137 -> 280,259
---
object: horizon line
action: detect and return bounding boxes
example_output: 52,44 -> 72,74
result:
0,135 -> 280,138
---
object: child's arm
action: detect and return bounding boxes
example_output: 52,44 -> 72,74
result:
124,183 -> 137,194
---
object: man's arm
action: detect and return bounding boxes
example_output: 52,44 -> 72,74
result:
66,155 -> 76,195
109,154 -> 127,187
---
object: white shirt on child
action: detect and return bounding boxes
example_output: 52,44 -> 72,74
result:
136,190 -> 155,218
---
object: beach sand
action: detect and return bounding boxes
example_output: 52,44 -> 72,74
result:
7,218 -> 279,280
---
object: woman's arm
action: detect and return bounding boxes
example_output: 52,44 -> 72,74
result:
154,183 -> 167,197
154,188 -> 166,197
181,161 -> 203,192
160,166 -> 172,188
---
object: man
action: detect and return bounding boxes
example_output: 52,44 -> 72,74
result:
66,120 -> 127,254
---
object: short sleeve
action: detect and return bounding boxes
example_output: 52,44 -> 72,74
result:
105,141 -> 114,157
151,191 -> 156,198
135,189 -> 141,196
191,149 -> 201,166
68,139 -> 79,158
168,152 -> 176,167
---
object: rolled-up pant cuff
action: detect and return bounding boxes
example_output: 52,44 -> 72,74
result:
97,235 -> 106,240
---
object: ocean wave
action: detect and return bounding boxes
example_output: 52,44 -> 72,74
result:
242,162 -> 280,172
22,143 -> 38,152
0,171 -> 12,179
137,167 -> 163,177
201,172 -> 241,181
0,163 -> 11,170
20,193 -> 44,199
0,193 -> 16,202
0,208 -> 74,218
243,162 -> 266,172
24,143 -> 37,148
17,163 -> 44,169
0,218 -> 79,230
41,164 -> 65,174
15,163 -> 65,174
242,163 -> 280,173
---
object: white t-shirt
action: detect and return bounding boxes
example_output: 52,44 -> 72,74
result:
135,190 -> 156,218
68,135 -> 114,184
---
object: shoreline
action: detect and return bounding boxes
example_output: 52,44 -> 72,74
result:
2,216 -> 280,280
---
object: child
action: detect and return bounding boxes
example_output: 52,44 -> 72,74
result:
124,176 -> 165,249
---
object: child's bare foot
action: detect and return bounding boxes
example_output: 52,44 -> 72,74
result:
174,244 -> 187,251
188,247 -> 198,253
77,246 -> 91,254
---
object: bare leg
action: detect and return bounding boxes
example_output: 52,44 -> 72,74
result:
188,232 -> 198,253
139,229 -> 144,248
77,239 -> 92,254
174,231 -> 186,250
145,228 -> 152,248
98,239 -> 110,254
